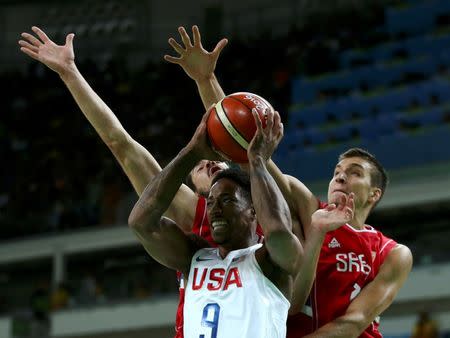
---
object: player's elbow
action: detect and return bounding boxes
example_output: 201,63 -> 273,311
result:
106,133 -> 135,160
128,205 -> 150,233
128,207 -> 143,231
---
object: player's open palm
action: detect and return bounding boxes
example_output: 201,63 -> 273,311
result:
164,25 -> 227,82
312,193 -> 355,233
19,26 -> 75,76
248,108 -> 283,162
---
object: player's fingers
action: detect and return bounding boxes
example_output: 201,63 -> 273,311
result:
178,26 -> 193,48
277,122 -> 284,142
326,203 -> 337,211
32,26 -> 51,43
168,38 -> 185,55
273,110 -> 282,133
264,108 -> 274,131
163,54 -> 181,64
192,25 -> 202,47
348,192 -> 355,209
338,194 -> 347,210
18,40 -> 39,53
252,108 -> 263,131
212,38 -> 228,57
19,46 -> 40,61
65,33 -> 75,48
21,32 -> 42,47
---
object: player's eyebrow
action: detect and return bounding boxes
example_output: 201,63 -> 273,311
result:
348,163 -> 365,170
336,163 -> 365,170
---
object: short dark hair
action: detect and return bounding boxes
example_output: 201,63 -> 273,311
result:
185,160 -> 234,197
339,148 -> 388,202
211,168 -> 252,203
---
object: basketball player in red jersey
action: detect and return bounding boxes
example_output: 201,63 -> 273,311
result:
165,27 -> 413,337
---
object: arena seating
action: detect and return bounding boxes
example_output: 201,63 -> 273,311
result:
276,0 -> 450,181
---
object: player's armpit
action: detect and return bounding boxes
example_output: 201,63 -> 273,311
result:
132,217 -> 197,275
304,244 -> 413,338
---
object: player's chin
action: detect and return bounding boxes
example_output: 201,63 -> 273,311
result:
211,232 -> 228,245
329,191 -> 347,203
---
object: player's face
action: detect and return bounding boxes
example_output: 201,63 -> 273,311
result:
206,178 -> 254,247
190,160 -> 229,196
328,157 -> 378,209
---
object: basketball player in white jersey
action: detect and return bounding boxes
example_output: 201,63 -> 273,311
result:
128,106 -> 355,338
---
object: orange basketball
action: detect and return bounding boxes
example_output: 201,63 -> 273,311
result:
206,92 -> 273,163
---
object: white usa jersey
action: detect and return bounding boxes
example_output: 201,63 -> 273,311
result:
184,243 -> 290,338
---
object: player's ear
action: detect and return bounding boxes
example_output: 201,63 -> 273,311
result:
369,188 -> 382,204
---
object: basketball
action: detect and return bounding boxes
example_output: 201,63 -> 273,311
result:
206,92 -> 273,163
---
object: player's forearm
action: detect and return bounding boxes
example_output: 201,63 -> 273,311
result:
60,66 -> 163,196
195,73 -> 225,109
303,314 -> 365,338
290,227 -> 325,314
249,156 -> 292,233
129,146 -> 201,232
59,65 -> 128,146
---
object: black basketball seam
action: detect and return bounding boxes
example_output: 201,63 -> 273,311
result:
217,99 -> 248,151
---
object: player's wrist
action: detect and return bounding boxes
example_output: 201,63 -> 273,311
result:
310,221 -> 329,237
59,63 -> 79,82
195,72 -> 216,85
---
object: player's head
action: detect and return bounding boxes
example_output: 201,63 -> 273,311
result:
328,148 -> 388,211
207,168 -> 257,248
186,160 -> 229,197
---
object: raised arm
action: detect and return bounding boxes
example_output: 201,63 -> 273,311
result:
165,25 -> 227,109
19,26 -> 198,231
304,244 -> 412,338
290,194 -> 355,315
128,111 -> 218,272
164,25 -> 320,238
247,108 -> 302,276
266,161 -> 320,240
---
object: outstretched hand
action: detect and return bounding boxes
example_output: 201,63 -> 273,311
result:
312,193 -> 355,233
164,25 -> 228,82
247,108 -> 284,162
18,26 -> 76,76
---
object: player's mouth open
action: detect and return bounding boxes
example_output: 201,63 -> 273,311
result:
211,220 -> 227,230
209,166 -> 222,177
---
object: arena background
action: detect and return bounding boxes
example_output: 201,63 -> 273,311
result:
1,0 -> 450,337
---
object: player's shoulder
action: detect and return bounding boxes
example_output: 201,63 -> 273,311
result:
381,243 -> 413,278
387,243 -> 413,262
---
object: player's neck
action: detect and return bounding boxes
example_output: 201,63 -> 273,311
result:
348,209 -> 369,230
218,236 -> 257,258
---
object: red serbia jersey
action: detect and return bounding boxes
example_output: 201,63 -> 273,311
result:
174,196 -> 263,338
287,201 -> 397,338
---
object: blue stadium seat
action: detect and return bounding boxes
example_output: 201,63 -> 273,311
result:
288,104 -> 330,129
385,4 -> 436,36
417,107 -> 445,126
329,124 -> 355,143
303,127 -> 328,146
